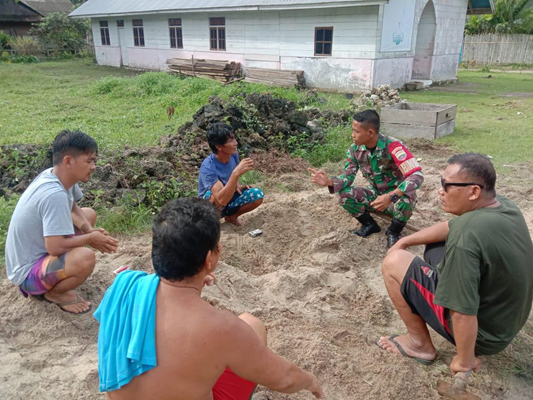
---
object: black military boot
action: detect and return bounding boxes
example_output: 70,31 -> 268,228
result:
350,212 -> 381,237
386,219 -> 406,249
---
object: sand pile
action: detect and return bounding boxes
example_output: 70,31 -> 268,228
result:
1,146 -> 532,399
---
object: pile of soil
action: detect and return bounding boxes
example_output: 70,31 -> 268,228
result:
160,94 -> 351,166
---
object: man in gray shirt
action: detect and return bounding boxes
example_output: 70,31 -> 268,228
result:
5,131 -> 118,314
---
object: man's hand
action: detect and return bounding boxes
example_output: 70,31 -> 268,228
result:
88,231 -> 119,254
370,194 -> 392,212
236,184 -> 251,195
306,375 -> 323,399
233,158 -> 254,177
308,168 -> 332,187
450,355 -> 481,375
85,227 -> 110,236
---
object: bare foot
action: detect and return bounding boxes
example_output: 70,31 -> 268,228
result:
44,291 -> 91,314
224,215 -> 242,226
377,334 -> 436,362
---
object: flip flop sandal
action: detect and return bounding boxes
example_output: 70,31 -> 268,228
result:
37,293 -> 92,315
376,334 -> 435,365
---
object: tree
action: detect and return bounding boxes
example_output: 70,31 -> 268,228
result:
465,0 -> 533,34
30,12 -> 90,53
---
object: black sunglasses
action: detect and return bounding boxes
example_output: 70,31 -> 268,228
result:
440,177 -> 484,192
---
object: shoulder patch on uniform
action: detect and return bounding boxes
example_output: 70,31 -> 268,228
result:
399,158 -> 421,176
391,146 -> 408,161
388,141 -> 421,177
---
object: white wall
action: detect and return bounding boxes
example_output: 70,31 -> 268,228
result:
373,0 -> 467,86
90,7 -> 380,90
428,0 -> 468,81
89,0 -> 468,90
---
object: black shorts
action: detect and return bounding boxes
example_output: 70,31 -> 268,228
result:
400,242 -> 455,345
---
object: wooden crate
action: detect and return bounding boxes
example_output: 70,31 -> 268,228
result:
381,102 -> 457,140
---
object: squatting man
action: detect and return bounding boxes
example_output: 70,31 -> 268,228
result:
310,109 -> 424,248
377,153 -> 533,374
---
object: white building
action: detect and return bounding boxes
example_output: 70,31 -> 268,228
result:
70,0 -> 470,90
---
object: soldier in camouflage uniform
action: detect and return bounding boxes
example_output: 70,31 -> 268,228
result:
310,110 -> 424,248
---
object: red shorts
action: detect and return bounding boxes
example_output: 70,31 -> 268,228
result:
212,368 -> 256,400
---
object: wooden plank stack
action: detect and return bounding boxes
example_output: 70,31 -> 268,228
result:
245,67 -> 306,88
167,57 -> 241,82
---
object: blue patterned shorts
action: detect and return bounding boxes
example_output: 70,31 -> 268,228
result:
203,187 -> 264,216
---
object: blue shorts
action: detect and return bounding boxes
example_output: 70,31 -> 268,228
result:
203,188 -> 264,217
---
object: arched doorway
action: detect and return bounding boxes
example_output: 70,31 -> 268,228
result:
412,0 -> 436,80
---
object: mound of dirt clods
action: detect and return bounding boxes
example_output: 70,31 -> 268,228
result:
160,94 -> 351,166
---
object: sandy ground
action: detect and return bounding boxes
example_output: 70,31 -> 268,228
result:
1,149 -> 532,400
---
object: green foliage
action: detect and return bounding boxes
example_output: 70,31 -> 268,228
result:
10,55 -> 40,64
97,205 -> 154,236
30,12 -> 90,53
140,178 -> 195,213
93,76 -> 127,94
0,195 -> 19,260
304,124 -> 352,167
465,0 -> 533,34
10,37 -> 42,56
240,170 -> 264,186
0,31 -> 12,50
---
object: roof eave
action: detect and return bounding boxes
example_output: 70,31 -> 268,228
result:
69,1 -> 388,19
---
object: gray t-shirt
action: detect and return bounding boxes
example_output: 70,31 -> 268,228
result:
5,168 -> 83,286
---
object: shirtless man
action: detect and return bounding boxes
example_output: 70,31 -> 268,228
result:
96,198 -> 323,400
5,130 -> 118,313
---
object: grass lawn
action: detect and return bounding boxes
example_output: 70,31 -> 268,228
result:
1,60 -> 530,169
0,58 -> 350,150
404,71 -> 533,170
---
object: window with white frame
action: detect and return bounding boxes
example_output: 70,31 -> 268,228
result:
100,21 -> 110,46
133,19 -> 145,47
169,18 -> 183,49
209,17 -> 225,51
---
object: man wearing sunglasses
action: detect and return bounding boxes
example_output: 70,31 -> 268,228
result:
376,153 -> 533,375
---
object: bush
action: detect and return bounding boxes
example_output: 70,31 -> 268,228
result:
0,31 -> 12,50
30,12 -> 90,53
10,37 -> 42,56
93,76 -> 127,95
10,55 -> 40,63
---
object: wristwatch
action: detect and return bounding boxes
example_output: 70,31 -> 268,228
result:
390,193 -> 400,203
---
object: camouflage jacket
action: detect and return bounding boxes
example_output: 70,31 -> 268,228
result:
330,133 -> 424,198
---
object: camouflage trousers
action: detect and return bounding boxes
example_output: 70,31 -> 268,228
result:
337,186 -> 416,223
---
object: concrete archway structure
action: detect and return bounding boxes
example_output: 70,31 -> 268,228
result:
412,0 -> 436,80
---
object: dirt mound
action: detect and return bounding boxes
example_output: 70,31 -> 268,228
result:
0,144 -> 53,197
159,94 -> 351,165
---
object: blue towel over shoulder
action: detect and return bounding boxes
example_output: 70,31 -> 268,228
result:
94,270 -> 160,392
